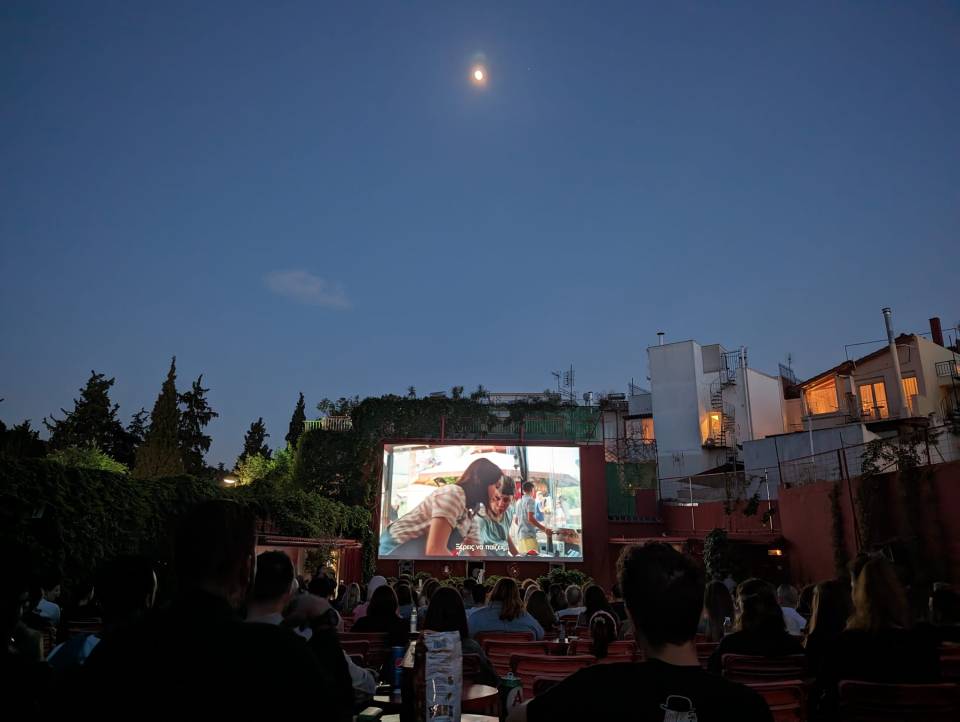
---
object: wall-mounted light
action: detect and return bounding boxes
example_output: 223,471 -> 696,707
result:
768,548 -> 783,557
223,476 -> 238,486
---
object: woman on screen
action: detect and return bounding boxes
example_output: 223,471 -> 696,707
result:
379,458 -> 513,557
462,477 -> 519,557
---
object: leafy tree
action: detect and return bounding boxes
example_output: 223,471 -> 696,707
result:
178,375 -> 218,476
0,419 -> 47,458
406,386 -> 417,399
469,385 -> 489,401
286,392 -> 307,449
293,429 -> 365,505
235,446 -> 294,486
127,408 -> 149,446
237,417 -> 271,467
316,396 -> 360,418
133,358 -> 184,479
49,445 -> 128,474
44,371 -> 132,464
451,386 -> 464,400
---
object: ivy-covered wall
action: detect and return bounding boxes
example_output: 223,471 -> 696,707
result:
0,458 -> 372,591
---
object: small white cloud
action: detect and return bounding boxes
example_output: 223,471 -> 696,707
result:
264,270 -> 350,309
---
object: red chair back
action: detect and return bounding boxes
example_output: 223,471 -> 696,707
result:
941,643 -> 960,683
474,630 -> 535,646
339,632 -> 392,671
568,638 -> 638,661
481,639 -> 551,676
722,654 -> 808,684
696,642 -> 719,668
746,681 -> 808,722
510,653 -> 594,700
339,639 -> 370,663
838,680 -> 960,721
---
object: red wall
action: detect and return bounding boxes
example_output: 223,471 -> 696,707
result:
778,461 -> 960,585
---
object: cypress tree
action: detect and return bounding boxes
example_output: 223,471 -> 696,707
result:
133,358 -> 184,479
285,392 -> 306,450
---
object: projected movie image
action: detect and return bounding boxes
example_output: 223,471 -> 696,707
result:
379,445 -> 583,560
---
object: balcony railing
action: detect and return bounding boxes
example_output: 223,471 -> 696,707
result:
936,360 -> 960,379
304,416 -> 353,432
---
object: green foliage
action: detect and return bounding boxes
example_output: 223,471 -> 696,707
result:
237,417 -> 271,467
134,358 -> 184,479
178,375 -> 218,477
0,419 -> 47,458
45,370 -> 134,465
535,566 -> 591,592
293,429 -> 367,506
0,457 -> 370,595
235,446 -> 294,487
48,445 -> 128,474
703,528 -> 730,582
126,408 -> 149,448
286,392 -> 307,449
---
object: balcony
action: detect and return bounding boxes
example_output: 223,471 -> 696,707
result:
936,360 -> 960,383
304,416 -> 353,432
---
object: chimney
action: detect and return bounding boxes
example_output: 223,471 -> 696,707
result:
930,317 -> 944,347
657,331 -> 665,346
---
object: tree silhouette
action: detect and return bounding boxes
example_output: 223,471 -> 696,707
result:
133,358 -> 184,479
286,392 -> 307,450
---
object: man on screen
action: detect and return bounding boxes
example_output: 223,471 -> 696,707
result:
517,482 -> 552,555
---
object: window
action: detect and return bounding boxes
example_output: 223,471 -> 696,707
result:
858,381 -> 888,420
805,378 -> 839,415
902,376 -> 919,416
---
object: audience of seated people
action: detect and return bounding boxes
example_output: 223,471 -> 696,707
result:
13,497 -> 960,721
815,555 -> 941,717
47,555 -> 156,671
707,579 -> 805,674
548,582 -> 566,614
468,577 -> 545,640
84,500 -> 353,719
508,543 -> 773,721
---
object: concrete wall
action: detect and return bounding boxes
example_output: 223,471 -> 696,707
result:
743,424 -> 880,488
744,368 -> 785,441
649,340 -> 720,479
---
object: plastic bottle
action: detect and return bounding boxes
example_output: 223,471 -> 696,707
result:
410,606 -> 418,633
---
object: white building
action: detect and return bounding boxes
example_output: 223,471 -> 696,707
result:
646,340 -> 786,497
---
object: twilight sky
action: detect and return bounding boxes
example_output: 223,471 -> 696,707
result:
1,1 -> 957,466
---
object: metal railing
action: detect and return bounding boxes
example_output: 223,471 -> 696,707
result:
936,360 -> 960,378
776,423 -> 960,488
304,416 -> 353,432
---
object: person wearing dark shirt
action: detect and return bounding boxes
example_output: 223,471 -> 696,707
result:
350,584 -> 409,646
699,580 -> 734,643
802,579 -> 852,675
816,557 -> 941,719
708,581 -> 804,675
508,543 -> 773,722
84,500 -> 351,719
917,586 -> 960,644
609,582 -> 628,623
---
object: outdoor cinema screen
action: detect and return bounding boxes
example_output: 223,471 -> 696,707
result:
379,444 -> 583,560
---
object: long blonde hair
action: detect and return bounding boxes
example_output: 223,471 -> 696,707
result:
846,557 -> 909,632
